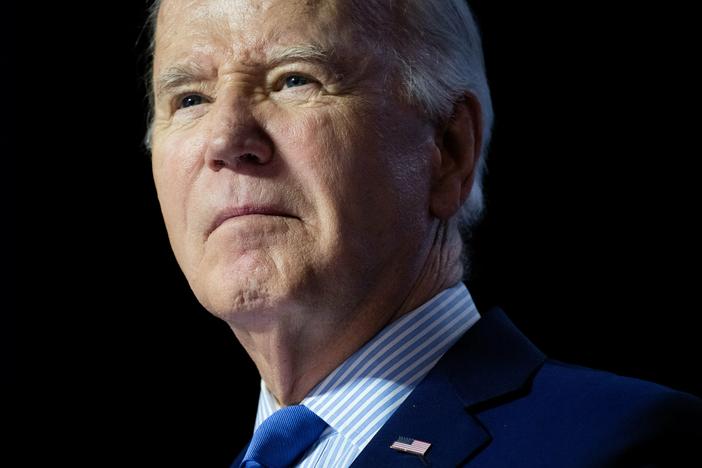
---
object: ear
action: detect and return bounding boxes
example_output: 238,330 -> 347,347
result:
429,93 -> 483,220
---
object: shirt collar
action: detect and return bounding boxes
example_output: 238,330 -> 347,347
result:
254,282 -> 480,451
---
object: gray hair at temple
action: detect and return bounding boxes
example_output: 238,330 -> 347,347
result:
144,0 -> 494,232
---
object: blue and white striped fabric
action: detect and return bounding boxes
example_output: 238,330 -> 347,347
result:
253,282 -> 480,467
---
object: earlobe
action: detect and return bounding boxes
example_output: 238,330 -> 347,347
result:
429,93 -> 483,220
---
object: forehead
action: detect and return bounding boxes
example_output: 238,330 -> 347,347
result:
154,0 -> 356,68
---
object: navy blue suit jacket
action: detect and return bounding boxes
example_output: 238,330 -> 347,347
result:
233,308 -> 702,467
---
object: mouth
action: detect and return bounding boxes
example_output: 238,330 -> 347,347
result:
208,205 -> 297,237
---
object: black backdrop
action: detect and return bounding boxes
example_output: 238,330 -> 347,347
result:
14,2 -> 700,467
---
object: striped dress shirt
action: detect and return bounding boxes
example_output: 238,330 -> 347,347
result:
253,282 -> 480,467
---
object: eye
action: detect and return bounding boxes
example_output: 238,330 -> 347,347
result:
179,94 -> 205,109
283,75 -> 311,89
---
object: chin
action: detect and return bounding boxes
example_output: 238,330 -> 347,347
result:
194,279 -> 276,322
190,260 -> 301,326
185,240 -> 327,325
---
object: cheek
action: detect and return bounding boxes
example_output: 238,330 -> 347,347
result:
152,131 -> 207,255
267,110 -> 347,207
271,106 -> 409,240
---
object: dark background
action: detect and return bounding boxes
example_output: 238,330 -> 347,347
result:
15,2 -> 699,467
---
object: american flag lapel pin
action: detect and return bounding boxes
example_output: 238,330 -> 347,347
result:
390,436 -> 432,457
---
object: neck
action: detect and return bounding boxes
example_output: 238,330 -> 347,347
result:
233,219 -> 464,406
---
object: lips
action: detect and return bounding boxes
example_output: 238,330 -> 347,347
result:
207,205 -> 296,237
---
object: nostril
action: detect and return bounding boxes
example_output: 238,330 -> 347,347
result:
209,152 -> 268,170
239,153 -> 260,163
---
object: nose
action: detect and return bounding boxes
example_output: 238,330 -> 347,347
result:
204,95 -> 274,171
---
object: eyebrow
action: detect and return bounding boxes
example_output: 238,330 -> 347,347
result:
154,43 -> 339,99
266,43 -> 337,68
154,62 -> 211,99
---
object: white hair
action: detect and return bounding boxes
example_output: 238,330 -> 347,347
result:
145,0 -> 493,232
341,0 -> 494,232
399,0 -> 493,232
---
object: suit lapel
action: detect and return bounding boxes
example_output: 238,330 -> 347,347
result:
230,308 -> 546,467
349,359 -> 491,467
351,307 -> 546,467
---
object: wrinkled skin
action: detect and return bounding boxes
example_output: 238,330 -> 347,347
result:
151,0 -> 479,404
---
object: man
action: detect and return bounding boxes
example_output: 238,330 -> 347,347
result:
147,0 -> 701,466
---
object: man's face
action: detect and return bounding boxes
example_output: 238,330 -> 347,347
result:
151,0 -> 437,326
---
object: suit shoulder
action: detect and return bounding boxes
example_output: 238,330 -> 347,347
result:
536,359 -> 702,457
536,358 -> 701,413
473,359 -> 701,466
532,359 -> 701,417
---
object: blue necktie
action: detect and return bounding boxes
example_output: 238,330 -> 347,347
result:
240,405 -> 328,468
